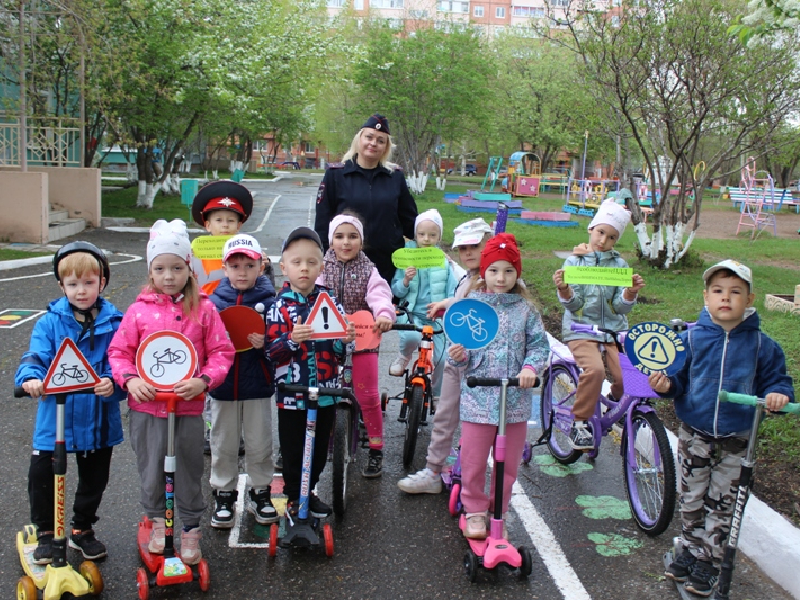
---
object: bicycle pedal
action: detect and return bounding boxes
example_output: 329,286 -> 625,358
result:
397,416 -> 407,423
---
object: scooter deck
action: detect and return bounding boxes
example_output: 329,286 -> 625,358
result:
17,527 -> 48,587
459,514 -> 522,570
663,550 -> 695,600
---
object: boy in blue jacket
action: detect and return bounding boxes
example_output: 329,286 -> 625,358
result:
208,234 -> 277,529
15,242 -> 125,564
649,260 -> 793,597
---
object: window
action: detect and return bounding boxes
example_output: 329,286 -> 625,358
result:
494,24 -> 505,35
371,0 -> 403,8
304,142 -> 314,153
473,5 -> 484,16
549,0 -> 568,6
385,17 -> 404,27
495,6 -> 506,17
409,8 -> 429,17
438,0 -> 469,12
473,23 -> 487,34
354,0 -> 364,7
512,6 -> 544,16
327,0 -> 344,7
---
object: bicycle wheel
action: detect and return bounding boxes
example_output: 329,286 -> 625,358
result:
53,373 -> 66,387
540,364 -> 582,465
76,369 -> 88,383
403,385 -> 424,469
332,406 -> 352,517
622,410 -> 676,536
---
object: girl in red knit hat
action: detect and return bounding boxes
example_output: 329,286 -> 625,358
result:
447,233 -> 550,539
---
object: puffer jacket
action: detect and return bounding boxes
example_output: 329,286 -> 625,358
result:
559,249 -> 636,344
108,290 -> 235,417
661,308 -> 794,437
391,240 -> 458,316
448,292 -> 550,425
15,297 -> 126,451
209,276 -> 276,400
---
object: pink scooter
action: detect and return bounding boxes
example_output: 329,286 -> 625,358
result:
459,376 -> 534,582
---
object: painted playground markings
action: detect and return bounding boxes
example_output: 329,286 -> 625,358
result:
0,309 -> 45,329
0,252 -> 142,282
228,473 -> 286,549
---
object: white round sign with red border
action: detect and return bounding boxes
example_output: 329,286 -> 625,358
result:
136,331 -> 198,390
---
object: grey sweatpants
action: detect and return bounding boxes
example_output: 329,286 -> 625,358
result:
129,411 -> 206,529
425,362 -> 464,472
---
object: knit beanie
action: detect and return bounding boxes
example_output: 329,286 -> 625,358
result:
147,219 -> 192,268
587,200 -> 631,238
414,209 -> 444,238
480,233 -> 521,279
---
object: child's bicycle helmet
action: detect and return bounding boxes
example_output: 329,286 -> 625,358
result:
53,241 -> 111,288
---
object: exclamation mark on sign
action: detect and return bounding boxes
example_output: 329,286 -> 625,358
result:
321,307 -> 329,330
649,339 -> 658,358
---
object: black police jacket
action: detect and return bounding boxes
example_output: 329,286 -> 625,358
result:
314,158 -> 418,284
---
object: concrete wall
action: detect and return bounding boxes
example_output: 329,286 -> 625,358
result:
32,167 -> 101,227
0,171 -> 48,243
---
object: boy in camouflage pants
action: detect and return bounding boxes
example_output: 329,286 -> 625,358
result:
649,260 -> 793,597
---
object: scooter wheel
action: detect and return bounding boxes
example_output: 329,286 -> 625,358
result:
464,551 -> 479,583
268,523 -> 279,558
381,392 -> 388,413
448,483 -> 461,516
519,546 -> 533,578
136,567 -> 149,600
323,522 -> 334,557
198,559 -> 211,591
16,576 -> 37,600
80,561 -> 104,595
522,442 -> 532,465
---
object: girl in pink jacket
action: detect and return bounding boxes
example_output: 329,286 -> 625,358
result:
317,213 -> 395,478
108,219 -> 234,566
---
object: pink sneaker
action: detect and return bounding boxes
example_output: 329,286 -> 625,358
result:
180,527 -> 202,565
148,518 -> 165,554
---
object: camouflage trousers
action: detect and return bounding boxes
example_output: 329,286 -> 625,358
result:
677,423 -> 748,565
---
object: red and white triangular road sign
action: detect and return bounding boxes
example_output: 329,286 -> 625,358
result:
306,292 -> 348,340
43,338 -> 101,394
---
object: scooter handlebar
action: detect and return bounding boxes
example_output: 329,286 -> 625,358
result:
390,324 -> 420,332
14,387 -> 203,402
14,386 -> 28,398
718,391 -> 800,413
467,376 -> 540,388
278,382 -> 354,399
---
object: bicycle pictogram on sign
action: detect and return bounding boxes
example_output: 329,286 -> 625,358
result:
443,299 -> 499,350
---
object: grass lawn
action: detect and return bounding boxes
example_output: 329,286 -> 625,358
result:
102,186 -> 194,226
416,182 -> 800,463
0,249 -> 53,261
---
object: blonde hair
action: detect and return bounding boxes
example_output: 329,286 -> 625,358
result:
58,252 -> 102,282
343,129 -> 394,166
145,270 -> 201,318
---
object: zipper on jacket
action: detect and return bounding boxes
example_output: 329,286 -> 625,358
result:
339,261 -> 347,304
713,331 -> 729,437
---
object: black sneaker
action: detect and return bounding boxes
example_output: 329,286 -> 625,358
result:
248,487 -> 279,524
569,421 -> 594,450
665,547 -> 696,582
685,560 -> 719,597
68,529 -> 107,560
362,449 -> 383,478
32,532 -> 54,565
309,493 -> 332,518
211,490 -> 238,529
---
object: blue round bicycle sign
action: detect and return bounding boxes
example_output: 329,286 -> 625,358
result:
444,299 -> 499,350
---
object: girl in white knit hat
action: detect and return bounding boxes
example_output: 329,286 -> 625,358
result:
552,201 -> 646,450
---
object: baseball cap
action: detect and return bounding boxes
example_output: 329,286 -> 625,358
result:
223,234 -> 262,262
281,227 -> 324,253
703,260 -> 752,290
453,218 -> 492,247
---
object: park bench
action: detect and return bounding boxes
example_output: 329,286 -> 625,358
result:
723,186 -> 798,213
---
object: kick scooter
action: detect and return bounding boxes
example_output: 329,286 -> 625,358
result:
664,391 -> 799,600
459,376 -> 536,582
136,392 -> 209,600
269,383 -> 353,558
14,387 -> 104,600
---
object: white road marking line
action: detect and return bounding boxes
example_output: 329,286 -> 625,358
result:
246,195 -> 281,234
0,252 -> 142,282
307,195 -> 313,226
228,473 -> 271,548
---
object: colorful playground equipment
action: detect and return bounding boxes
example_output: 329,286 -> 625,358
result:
504,152 -> 541,197
564,177 -> 620,216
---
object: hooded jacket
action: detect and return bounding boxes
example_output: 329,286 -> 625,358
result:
209,276 -> 276,400
15,296 -> 126,451
391,240 -> 459,316
660,308 -> 794,437
108,290 -> 235,417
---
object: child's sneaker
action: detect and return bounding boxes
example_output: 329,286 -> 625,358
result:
148,518 -> 165,554
665,547 -> 696,582
362,449 -> 383,478
464,512 -> 487,539
248,487 -> 279,524
684,560 -> 718,597
68,528 -> 107,560
309,493 -> 332,518
32,531 -> 54,565
397,468 -> 442,494
179,527 -> 202,565
211,490 -> 238,529
569,421 -> 594,450
389,355 -> 410,376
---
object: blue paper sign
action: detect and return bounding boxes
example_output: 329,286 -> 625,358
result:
624,321 -> 687,376
444,299 -> 499,350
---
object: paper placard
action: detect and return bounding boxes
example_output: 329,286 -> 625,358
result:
220,305 -> 265,352
391,247 -> 446,269
136,331 -> 198,390
624,321 -> 687,376
347,311 -> 382,351
190,235 -> 232,260
563,266 -> 633,287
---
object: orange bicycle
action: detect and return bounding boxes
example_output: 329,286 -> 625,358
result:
381,304 -> 444,469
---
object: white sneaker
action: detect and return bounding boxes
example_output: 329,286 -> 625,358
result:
389,355 -> 410,377
397,467 -> 442,494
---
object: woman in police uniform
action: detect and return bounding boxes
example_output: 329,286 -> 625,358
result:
314,115 -> 418,284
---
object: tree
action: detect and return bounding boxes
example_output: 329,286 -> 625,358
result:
551,0 -> 800,267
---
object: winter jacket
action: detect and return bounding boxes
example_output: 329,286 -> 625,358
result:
448,292 -> 550,425
559,249 -> 636,344
314,159 -> 418,283
659,308 -> 794,437
391,241 -> 458,316
267,283 -> 350,409
108,290 -> 235,418
15,297 -> 126,451
209,276 -> 276,400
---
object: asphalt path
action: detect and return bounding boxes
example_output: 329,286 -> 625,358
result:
0,172 -> 792,599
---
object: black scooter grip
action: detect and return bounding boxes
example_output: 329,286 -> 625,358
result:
391,324 -> 419,332
14,386 -> 29,398
278,383 -> 353,398
466,376 -> 540,388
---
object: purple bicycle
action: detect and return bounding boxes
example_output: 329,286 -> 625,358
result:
540,322 -> 677,536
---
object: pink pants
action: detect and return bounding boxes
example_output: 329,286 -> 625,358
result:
352,352 -> 383,450
460,421 -> 527,515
